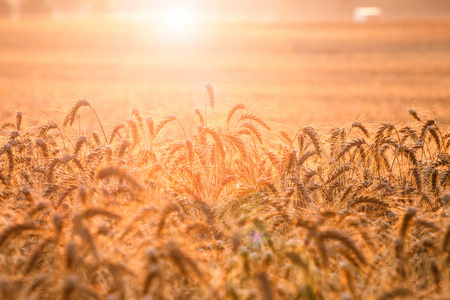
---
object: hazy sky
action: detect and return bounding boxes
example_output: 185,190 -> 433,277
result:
2,0 -> 450,21
109,0 -> 450,20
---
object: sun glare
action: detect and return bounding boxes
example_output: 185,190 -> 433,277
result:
160,4 -> 198,36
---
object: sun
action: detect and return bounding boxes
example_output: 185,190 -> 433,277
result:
159,3 -> 198,36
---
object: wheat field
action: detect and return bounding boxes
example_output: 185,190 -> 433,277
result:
0,94 -> 449,299
0,19 -> 450,300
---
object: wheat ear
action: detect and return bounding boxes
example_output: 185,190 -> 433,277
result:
63,99 -> 90,127
16,111 -> 22,131
399,208 -> 417,242
240,112 -> 271,131
226,103 -> 246,124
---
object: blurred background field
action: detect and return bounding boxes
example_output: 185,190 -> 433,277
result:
1,4 -> 450,134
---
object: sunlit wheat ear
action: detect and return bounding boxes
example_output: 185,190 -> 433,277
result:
430,168 -> 439,196
297,149 -> 315,167
282,187 -> 295,200
202,126 -> 225,158
240,122 -> 263,144
24,237 -> 52,275
0,222 -> 35,248
35,138 -> 49,159
398,145 -> 417,165
399,126 -> 420,144
77,208 -> 122,221
350,121 -> 370,138
422,238 -> 438,252
167,240 -> 203,279
77,185 -> 89,206
157,202 -> 180,237
412,167 -> 422,191
415,218 -> 440,233
185,223 -> 210,236
240,112 -> 271,130
329,127 -> 340,157
105,145 -> 112,161
96,165 -> 145,191
185,138 -> 194,162
21,186 -> 34,202
421,193 -> 433,208
91,131 -> 101,146
105,262 -> 126,299
336,138 -> 366,161
145,116 -> 155,138
163,141 -> 185,164
393,237 -> 405,278
443,223 -> 450,253
22,274 -> 47,298
444,133 -> 450,150
226,103 -> 246,124
375,123 -> 394,152
63,99 -> 90,127
118,139 -> 131,158
278,130 -> 292,144
38,121 -> 58,137
257,272 -> 273,300
339,127 -> 347,148
204,82 -> 214,109
399,207 -> 417,242
61,275 -> 77,299
194,108 -> 205,125
225,133 -> 248,159
289,177 -> 311,206
70,156 -> 84,173
303,126 -> 322,157
340,262 -> 356,297
0,143 -> 14,176
428,126 -> 441,150
326,164 -> 351,184
131,108 -> 144,130
235,128 -> 252,136
316,230 -> 367,266
297,132 -> 304,153
16,111 -> 22,131
26,201 -> 50,218
45,157 -> 60,183
153,114 -> 177,139
143,265 -> 160,296
348,195 -> 389,209
9,129 -> 19,141
265,150 -> 281,171
429,258 -> 441,292
52,213 -> 63,240
419,119 -> 437,145
408,108 -> 422,122
282,149 -> 296,176
109,122 -> 125,144
73,135 -> 87,155
128,118 -> 140,145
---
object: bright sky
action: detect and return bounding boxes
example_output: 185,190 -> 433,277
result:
110,0 -> 450,20
4,0 -> 450,22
